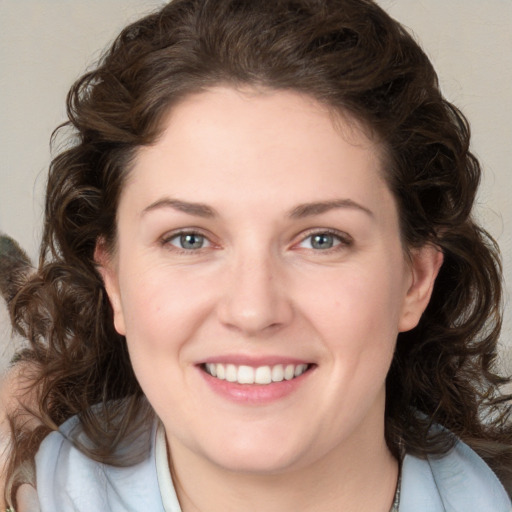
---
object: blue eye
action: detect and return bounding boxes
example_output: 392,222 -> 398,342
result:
298,231 -> 348,250
310,233 -> 337,250
167,232 -> 210,250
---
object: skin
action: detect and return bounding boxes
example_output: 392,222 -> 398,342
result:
98,87 -> 443,512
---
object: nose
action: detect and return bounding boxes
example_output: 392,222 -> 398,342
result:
216,250 -> 293,336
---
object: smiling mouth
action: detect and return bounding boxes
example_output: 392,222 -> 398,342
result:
202,363 -> 311,385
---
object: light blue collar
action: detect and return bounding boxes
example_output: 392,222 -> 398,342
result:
400,438 -> 511,511
37,416 -> 511,511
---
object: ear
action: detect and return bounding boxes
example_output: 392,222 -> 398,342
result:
94,239 -> 126,336
398,244 -> 443,333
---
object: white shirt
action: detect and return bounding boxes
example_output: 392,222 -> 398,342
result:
34,416 -> 512,511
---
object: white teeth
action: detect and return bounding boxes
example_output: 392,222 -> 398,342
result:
216,364 -> 226,380
294,364 -> 308,377
226,364 -> 237,382
206,363 -> 217,377
255,366 -> 272,384
237,365 -> 255,384
271,364 -> 284,382
204,362 -> 309,385
284,364 -> 295,380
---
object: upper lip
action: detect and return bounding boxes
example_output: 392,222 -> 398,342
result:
197,355 -> 313,367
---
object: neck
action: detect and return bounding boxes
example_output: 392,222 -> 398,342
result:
166,401 -> 398,512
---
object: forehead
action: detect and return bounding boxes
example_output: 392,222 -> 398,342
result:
153,86 -> 381,160
122,86 -> 392,219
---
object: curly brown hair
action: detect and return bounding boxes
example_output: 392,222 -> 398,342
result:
6,0 -> 512,504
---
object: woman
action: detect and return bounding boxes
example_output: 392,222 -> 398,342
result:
3,0 -> 511,510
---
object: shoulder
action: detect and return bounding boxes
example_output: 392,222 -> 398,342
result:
400,437 -> 511,512
35,415 -> 165,512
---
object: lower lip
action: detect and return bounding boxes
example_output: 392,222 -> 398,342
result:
198,367 -> 312,404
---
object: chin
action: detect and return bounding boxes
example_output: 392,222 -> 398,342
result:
198,433 -> 315,475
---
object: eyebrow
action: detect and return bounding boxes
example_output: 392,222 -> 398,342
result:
141,198 -> 218,218
288,199 -> 374,219
141,197 -> 373,220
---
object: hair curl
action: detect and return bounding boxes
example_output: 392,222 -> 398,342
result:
6,0 -> 511,504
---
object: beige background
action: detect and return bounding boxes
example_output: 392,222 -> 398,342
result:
0,1 -> 511,374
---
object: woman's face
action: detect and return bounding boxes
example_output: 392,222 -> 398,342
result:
100,87 -> 440,475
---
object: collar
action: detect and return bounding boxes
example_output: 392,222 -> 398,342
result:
400,438 -> 511,511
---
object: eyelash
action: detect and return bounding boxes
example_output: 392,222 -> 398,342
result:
160,230 -> 213,254
294,229 -> 353,253
160,228 -> 353,254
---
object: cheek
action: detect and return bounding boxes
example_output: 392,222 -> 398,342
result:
299,263 -> 407,343
116,268 -> 205,403
287,267 -> 404,436
118,264 -> 214,352
295,262 -> 406,400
